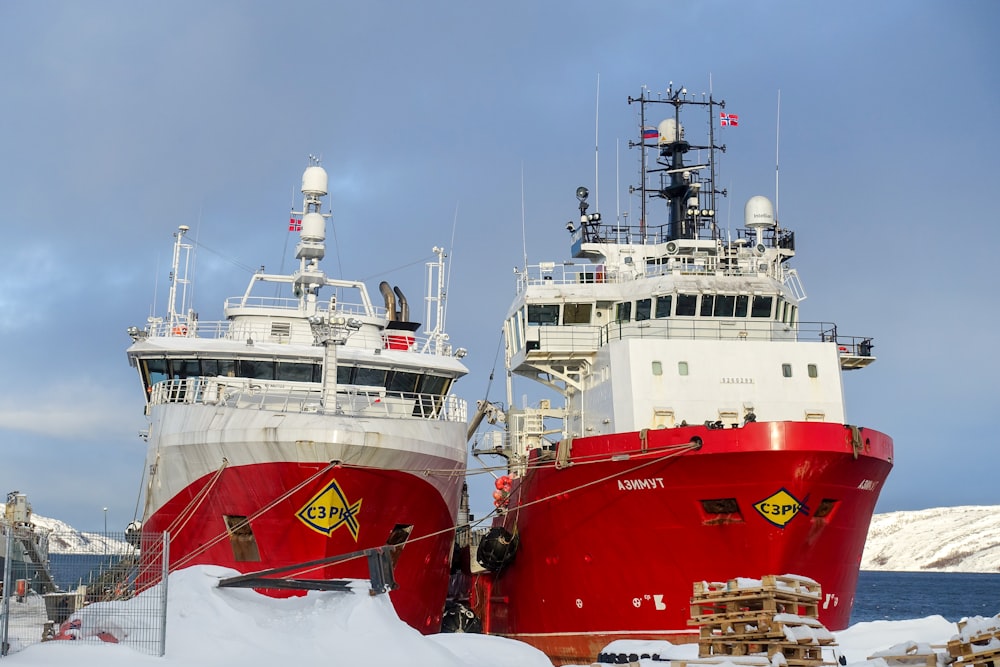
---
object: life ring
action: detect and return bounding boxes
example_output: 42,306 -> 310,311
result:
172,326 -> 188,336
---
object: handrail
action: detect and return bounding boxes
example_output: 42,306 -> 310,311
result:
526,320 -> 874,355
148,378 -> 468,423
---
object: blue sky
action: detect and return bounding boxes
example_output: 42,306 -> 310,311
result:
1,1 -> 997,531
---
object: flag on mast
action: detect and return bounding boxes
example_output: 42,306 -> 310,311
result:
720,112 -> 739,127
289,217 -> 302,231
642,127 -> 658,140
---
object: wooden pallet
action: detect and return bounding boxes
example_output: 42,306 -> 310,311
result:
948,628 -> 1000,659
693,575 -> 822,600
697,613 -> 835,645
690,594 -> 821,623
698,640 -> 827,667
950,646 -> 1000,667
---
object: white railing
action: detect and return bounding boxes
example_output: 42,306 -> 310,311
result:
516,256 -> 794,291
144,318 -> 438,352
149,378 -> 467,423
524,320 -> 867,350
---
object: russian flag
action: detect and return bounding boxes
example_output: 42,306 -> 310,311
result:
642,127 -> 658,140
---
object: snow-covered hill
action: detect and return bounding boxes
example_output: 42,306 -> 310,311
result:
1,502 -> 128,554
861,505 -> 1000,573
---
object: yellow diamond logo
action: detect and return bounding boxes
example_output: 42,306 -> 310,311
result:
296,479 -> 363,541
753,488 -> 809,528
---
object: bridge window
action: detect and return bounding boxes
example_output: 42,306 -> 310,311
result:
563,303 -> 592,324
418,374 -> 451,396
808,364 -> 818,378
527,304 -> 559,326
676,294 -> 697,317
655,295 -> 672,318
714,295 -> 736,317
735,295 -> 749,317
751,296 -> 773,318
700,295 -> 714,317
169,359 -> 201,378
635,299 -> 651,321
237,359 -> 275,380
277,361 -> 315,383
354,367 -> 388,387
388,371 -> 420,393
615,302 -> 632,322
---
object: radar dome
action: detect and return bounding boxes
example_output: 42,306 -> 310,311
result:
657,119 -> 683,145
744,195 -> 775,230
301,212 -> 326,240
302,166 -> 328,196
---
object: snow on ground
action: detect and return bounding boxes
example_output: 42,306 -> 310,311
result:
0,566 -> 984,667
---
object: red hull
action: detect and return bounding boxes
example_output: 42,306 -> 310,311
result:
472,421 -> 893,664
144,462 -> 456,633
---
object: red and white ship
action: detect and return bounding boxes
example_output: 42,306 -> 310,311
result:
467,85 -> 893,663
126,158 -> 469,633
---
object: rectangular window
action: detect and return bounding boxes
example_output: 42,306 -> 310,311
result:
655,295 -> 672,318
735,295 -> 749,317
778,300 -> 787,323
237,359 -> 275,380
337,365 -> 355,384
354,367 -> 388,387
678,361 -> 689,376
635,298 -> 652,321
751,295 -> 773,318
714,295 -> 736,317
387,371 -> 419,392
418,375 -> 451,396
144,359 -> 168,389
615,302 -> 632,322
169,359 -> 202,379
676,293 -> 698,316
276,362 -> 314,382
527,304 -> 559,326
700,295 -> 715,317
562,303 -> 592,324
808,364 -> 818,378
651,361 -> 663,376
782,363 -> 792,378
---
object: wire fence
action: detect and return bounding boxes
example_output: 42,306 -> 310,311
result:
0,526 -> 168,658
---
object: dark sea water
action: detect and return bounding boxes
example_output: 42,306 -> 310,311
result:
851,570 -> 1000,623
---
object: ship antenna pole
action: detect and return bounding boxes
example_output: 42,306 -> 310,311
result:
520,162 -> 528,271
639,88 -> 647,239
594,73 -> 600,214
775,89 -> 781,224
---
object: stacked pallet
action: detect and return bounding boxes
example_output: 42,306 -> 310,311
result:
683,575 -> 837,667
946,616 -> 1000,667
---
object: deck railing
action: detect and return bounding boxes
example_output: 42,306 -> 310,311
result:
148,378 -> 467,422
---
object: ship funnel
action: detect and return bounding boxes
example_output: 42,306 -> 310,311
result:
744,196 -> 775,232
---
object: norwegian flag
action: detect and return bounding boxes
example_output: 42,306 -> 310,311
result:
720,112 -> 739,127
289,217 -> 302,231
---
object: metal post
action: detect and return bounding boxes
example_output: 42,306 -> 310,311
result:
158,531 -> 169,657
1,524 -> 13,657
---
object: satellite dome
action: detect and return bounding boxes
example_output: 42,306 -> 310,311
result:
657,119 -> 683,145
301,212 -> 325,241
301,166 -> 328,196
744,195 -> 775,230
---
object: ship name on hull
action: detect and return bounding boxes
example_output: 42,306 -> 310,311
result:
617,477 -> 665,491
